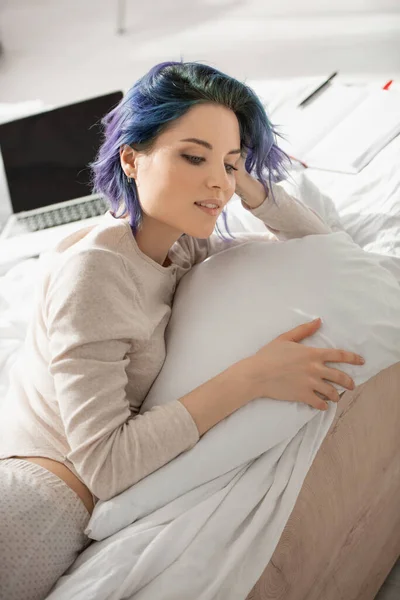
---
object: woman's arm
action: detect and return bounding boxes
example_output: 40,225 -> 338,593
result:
235,170 -> 332,240
44,250 -> 203,501
45,249 -> 259,500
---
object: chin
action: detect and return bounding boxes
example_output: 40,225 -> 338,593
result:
178,207 -> 219,238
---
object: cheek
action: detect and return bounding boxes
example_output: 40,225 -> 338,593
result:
140,158 -> 177,195
158,155 -> 190,182
146,161 -> 194,211
166,162 -> 201,197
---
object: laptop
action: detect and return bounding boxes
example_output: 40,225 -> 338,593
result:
0,90 -> 123,269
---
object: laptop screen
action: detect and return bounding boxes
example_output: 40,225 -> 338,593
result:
0,91 -> 123,214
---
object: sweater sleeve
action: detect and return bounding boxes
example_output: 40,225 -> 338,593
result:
44,249 -> 199,501
176,181 -> 332,267
240,181 -> 332,240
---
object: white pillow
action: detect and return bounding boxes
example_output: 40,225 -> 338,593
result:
87,231 -> 400,540
278,171 -> 346,234
144,230 -> 400,410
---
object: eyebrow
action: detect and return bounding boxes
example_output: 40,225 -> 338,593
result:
180,138 -> 241,155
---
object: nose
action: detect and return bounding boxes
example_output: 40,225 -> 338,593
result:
205,162 -> 232,192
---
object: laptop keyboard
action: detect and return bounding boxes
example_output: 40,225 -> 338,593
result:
9,197 -> 109,237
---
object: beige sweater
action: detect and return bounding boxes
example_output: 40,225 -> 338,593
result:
0,185 -> 331,502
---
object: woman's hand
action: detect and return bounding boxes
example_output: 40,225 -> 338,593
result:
234,155 -> 248,189
234,156 -> 267,210
242,318 -> 365,411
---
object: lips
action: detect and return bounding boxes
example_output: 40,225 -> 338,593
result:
195,203 -> 220,217
195,200 -> 222,209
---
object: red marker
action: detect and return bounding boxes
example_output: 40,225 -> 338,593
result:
382,80 -> 393,90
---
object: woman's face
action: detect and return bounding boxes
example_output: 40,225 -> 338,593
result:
120,102 -> 242,242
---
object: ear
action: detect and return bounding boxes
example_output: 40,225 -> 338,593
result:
120,144 -> 139,179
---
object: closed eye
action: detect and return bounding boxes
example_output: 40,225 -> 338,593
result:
182,154 -> 238,174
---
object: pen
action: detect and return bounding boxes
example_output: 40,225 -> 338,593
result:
298,72 -> 338,108
288,155 -> 308,169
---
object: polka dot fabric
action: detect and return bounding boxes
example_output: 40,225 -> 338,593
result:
0,458 -> 91,600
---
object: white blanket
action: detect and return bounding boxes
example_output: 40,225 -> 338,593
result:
48,411 -> 336,600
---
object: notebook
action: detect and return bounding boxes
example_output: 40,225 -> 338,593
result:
272,84 -> 400,174
0,91 -> 123,268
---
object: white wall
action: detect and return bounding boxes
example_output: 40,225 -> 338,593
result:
243,0 -> 400,14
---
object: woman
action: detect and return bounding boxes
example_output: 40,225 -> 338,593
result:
0,60 -> 364,600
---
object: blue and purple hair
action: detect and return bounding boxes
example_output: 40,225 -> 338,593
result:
90,60 -> 290,241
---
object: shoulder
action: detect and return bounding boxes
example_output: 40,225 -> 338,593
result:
43,213 -> 134,284
53,212 -> 131,259
42,244 -> 138,338
41,225 -> 136,320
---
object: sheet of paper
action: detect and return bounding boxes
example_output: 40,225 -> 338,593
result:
304,89 -> 400,173
273,84 -> 366,157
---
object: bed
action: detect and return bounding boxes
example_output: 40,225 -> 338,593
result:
0,77 -> 399,599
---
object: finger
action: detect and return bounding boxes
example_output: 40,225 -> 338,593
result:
314,383 -> 340,403
320,349 -> 365,365
308,392 -> 329,411
320,367 -> 355,391
281,319 -> 321,343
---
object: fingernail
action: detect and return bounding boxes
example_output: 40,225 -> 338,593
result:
359,357 -> 365,364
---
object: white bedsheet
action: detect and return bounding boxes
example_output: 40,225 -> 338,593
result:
0,77 -> 399,600
251,77 -> 400,259
48,412 -> 337,600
